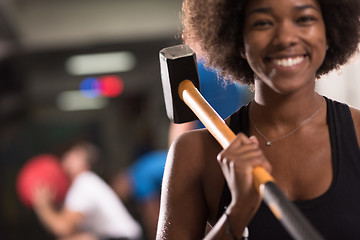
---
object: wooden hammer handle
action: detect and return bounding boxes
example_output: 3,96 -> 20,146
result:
179,80 -> 274,190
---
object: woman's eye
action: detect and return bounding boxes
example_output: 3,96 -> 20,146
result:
252,20 -> 272,28
297,16 -> 317,24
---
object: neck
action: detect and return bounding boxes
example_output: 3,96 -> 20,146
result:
252,81 -> 322,125
69,169 -> 88,182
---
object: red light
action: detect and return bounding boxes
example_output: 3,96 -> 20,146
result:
100,75 -> 124,97
80,75 -> 124,98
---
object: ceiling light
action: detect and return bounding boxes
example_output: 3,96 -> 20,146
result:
65,51 -> 136,76
56,90 -> 109,111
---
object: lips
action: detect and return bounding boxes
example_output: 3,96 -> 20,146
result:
270,55 -> 305,67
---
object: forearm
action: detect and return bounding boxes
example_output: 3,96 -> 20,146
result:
34,205 -> 76,237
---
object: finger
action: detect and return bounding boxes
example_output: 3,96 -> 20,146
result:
218,154 -> 231,176
232,150 -> 265,166
217,142 -> 259,164
227,132 -> 252,149
218,133 -> 255,163
237,133 -> 253,145
249,135 -> 259,145
218,147 -> 267,183
232,153 -> 269,170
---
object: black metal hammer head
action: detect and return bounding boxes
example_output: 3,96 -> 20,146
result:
159,44 -> 200,123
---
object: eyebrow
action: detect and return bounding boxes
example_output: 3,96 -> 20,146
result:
294,4 -> 321,12
248,7 -> 272,15
248,4 -> 321,16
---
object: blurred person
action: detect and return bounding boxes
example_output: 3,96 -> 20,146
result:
32,141 -> 143,240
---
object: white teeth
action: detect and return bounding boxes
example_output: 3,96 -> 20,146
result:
273,56 -> 304,67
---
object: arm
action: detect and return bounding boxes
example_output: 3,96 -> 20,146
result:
32,185 -> 83,237
157,131 -> 209,239
158,129 -> 270,239
206,134 -> 271,239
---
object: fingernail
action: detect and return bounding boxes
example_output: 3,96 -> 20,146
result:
249,135 -> 258,144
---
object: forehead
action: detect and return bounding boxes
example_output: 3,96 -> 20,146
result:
245,0 -> 321,14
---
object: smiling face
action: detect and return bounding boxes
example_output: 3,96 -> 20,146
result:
243,0 -> 327,94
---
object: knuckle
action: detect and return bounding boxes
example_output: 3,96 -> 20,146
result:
237,132 -> 247,138
217,152 -> 224,162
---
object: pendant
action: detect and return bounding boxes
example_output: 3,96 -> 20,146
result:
266,141 -> 271,146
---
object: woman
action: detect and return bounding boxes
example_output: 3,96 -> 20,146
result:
157,0 -> 360,239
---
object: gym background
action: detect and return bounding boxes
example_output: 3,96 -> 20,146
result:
0,0 -> 359,239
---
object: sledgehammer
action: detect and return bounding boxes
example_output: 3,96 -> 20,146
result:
159,44 -> 324,240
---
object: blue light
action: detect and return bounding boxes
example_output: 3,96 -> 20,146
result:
79,77 -> 100,98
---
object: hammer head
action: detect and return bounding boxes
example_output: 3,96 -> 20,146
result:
159,44 -> 200,123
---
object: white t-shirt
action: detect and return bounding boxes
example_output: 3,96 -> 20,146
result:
65,171 -> 142,239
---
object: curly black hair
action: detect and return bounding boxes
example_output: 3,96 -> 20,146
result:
182,0 -> 360,85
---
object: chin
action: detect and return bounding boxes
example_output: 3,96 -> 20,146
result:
270,75 -> 315,93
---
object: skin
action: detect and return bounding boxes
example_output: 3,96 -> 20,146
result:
156,0 -> 360,239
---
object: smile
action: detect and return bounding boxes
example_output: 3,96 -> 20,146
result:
272,56 -> 305,67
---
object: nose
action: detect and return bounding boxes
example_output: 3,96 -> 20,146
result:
273,21 -> 298,48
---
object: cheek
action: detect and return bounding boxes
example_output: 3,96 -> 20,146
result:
244,34 -> 264,54
308,23 -> 327,52
244,43 -> 267,77
309,33 -> 327,67
318,35 -> 327,56
311,32 -> 326,47
243,31 -> 269,62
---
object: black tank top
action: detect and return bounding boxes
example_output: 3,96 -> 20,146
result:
216,97 -> 360,239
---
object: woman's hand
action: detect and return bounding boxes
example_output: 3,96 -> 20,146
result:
217,134 -> 271,222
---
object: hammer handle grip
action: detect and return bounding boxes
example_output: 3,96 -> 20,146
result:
179,80 -> 274,190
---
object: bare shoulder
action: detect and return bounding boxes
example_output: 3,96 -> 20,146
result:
350,107 -> 360,147
158,128 -> 223,239
169,128 -> 220,171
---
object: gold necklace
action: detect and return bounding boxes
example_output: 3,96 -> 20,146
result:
252,99 -> 324,146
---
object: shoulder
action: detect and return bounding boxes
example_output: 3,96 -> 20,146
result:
158,128 -> 224,238
350,106 -> 360,147
74,171 -> 99,184
163,128 -> 223,195
167,127 -> 224,193
350,106 -> 360,120
169,128 -> 220,170
70,172 -> 108,195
